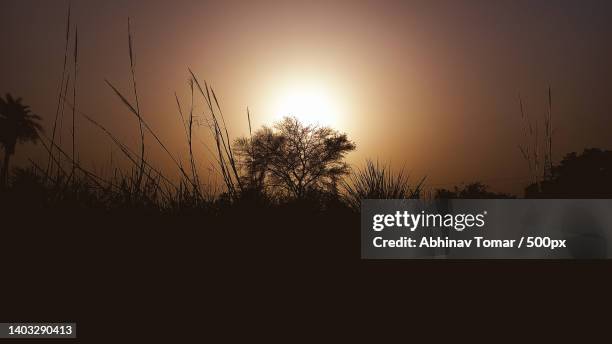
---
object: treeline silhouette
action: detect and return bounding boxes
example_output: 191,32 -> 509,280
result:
2,90 -> 612,213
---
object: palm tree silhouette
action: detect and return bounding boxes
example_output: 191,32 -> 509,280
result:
0,94 -> 43,188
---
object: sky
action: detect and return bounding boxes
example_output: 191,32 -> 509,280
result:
1,0 -> 612,194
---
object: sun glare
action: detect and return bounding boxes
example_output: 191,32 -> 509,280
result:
272,84 -> 342,127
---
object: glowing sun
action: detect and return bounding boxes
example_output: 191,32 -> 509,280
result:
272,83 -> 343,127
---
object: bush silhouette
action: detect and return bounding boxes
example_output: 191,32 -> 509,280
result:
525,148 -> 612,198
435,182 -> 515,199
342,159 -> 425,211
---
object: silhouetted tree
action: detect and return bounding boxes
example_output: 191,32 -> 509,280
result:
0,94 -> 43,188
235,116 -> 355,199
525,148 -> 612,198
435,182 -> 515,199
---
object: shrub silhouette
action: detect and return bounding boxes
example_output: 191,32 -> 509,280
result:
342,159 -> 425,211
0,94 -> 43,188
435,182 -> 515,199
525,148 -> 612,198
234,116 -> 355,200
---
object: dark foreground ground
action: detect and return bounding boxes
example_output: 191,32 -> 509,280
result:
1,193 -> 609,342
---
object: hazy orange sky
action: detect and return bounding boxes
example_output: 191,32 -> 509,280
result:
2,0 -> 612,194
